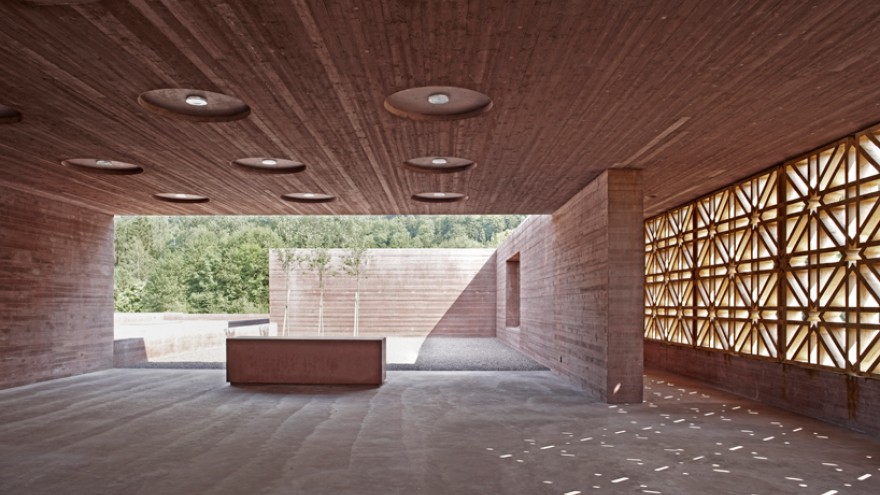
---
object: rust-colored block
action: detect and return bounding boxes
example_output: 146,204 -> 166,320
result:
226,337 -> 385,386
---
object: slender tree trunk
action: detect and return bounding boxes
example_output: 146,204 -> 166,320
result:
353,275 -> 360,336
318,272 -> 324,335
282,270 -> 291,336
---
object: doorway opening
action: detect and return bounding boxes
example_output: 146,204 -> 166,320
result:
506,253 -> 521,328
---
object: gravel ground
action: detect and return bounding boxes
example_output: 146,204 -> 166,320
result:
386,338 -> 548,371
123,338 -> 547,371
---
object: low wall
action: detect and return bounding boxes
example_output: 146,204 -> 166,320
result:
115,313 -> 269,324
227,337 -> 385,385
645,340 -> 880,437
113,314 -> 274,366
269,249 -> 497,337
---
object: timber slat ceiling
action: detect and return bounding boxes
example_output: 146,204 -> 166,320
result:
1,0 -> 879,216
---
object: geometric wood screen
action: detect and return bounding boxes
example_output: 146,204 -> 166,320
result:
646,123 -> 880,377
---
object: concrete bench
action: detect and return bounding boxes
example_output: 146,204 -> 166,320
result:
226,336 -> 385,386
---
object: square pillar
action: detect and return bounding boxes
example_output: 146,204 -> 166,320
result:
551,169 -> 643,403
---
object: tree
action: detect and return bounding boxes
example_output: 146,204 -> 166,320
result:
303,248 -> 334,334
141,253 -> 187,312
341,247 -> 370,336
276,248 -> 301,335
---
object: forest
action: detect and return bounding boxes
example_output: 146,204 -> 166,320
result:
114,215 -> 525,313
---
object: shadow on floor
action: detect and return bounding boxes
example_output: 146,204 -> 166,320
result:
386,337 -> 548,371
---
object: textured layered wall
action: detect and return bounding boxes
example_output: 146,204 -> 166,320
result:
0,186 -> 114,389
497,170 -> 644,402
496,216 -> 555,352
269,249 -> 496,337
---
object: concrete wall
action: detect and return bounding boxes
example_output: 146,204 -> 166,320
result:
0,186 -> 114,389
495,216 -> 556,361
496,170 -> 644,402
269,248 -> 496,337
645,340 -> 880,436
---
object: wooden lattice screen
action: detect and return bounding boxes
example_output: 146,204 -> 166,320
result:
645,124 -> 880,377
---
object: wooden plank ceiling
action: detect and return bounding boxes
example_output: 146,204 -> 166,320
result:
1,0 -> 879,217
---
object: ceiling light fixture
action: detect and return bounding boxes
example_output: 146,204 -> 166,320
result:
384,86 -> 492,121
427,93 -> 450,105
153,193 -> 210,204
281,192 -> 336,204
138,89 -> 250,122
403,156 -> 476,174
61,158 -> 144,175
411,192 -> 467,203
185,95 -> 208,106
232,157 -> 306,174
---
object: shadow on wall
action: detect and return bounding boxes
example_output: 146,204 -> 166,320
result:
423,253 -> 497,337
385,254 -> 497,366
269,249 -> 498,338
383,255 -> 550,371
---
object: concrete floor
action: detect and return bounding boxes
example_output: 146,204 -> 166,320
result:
131,337 -> 549,371
0,370 -> 878,495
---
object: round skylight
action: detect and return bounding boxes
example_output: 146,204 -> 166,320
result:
281,192 -> 336,204
232,157 -> 306,174
384,86 -> 492,121
138,88 -> 250,122
61,158 -> 144,175
403,156 -> 476,174
153,193 -> 209,204
185,95 -> 208,106
427,93 -> 450,105
412,192 -> 467,203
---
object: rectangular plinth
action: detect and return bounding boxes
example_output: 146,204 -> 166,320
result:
226,337 -> 385,386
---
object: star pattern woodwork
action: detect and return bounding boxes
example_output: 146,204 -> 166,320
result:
646,124 -> 880,377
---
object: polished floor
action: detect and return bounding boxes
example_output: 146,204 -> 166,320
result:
0,369 -> 878,495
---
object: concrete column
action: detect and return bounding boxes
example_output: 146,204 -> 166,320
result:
604,170 -> 645,403
549,169 -> 644,403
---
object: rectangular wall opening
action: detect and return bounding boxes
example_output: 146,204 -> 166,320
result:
506,253 -> 521,327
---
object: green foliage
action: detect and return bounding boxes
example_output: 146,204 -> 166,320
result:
114,215 -> 525,313
341,247 -> 369,279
